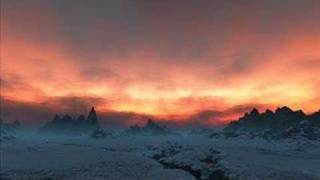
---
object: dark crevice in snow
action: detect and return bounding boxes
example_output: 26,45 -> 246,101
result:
151,147 -> 229,180
156,161 -> 202,180
58,143 -> 116,152
100,147 -> 116,152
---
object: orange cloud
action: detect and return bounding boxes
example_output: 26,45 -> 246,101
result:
1,0 -> 320,125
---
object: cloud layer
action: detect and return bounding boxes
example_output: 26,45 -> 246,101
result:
1,0 -> 320,125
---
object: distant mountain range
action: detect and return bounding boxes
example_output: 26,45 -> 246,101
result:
224,106 -> 320,140
39,107 -> 100,134
4,104 -> 320,140
126,119 -> 173,135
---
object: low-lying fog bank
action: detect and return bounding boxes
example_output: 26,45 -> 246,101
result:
1,126 -> 320,180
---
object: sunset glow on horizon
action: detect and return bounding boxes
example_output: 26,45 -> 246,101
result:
1,0 -> 320,125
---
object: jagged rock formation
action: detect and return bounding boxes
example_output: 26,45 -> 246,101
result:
224,107 -> 320,140
127,119 -> 172,135
39,107 -> 100,134
87,107 -> 98,125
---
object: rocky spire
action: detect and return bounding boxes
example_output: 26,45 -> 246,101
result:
250,108 -> 260,116
87,106 -> 98,124
275,106 -> 293,114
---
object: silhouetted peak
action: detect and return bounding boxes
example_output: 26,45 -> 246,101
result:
308,111 -> 320,120
40,108 -> 101,134
225,106 -> 320,140
275,106 -> 293,114
265,109 -> 274,115
90,107 -> 95,114
295,110 -> 305,116
87,106 -> 98,124
250,108 -> 260,116
262,109 -> 275,119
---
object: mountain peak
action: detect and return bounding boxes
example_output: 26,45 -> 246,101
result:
90,106 -> 95,113
265,109 -> 274,114
87,106 -> 98,124
275,106 -> 293,114
250,108 -> 260,116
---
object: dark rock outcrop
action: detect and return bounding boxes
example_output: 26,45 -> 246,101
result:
87,107 -> 98,125
39,107 -> 100,134
224,107 -> 320,140
127,119 -> 172,135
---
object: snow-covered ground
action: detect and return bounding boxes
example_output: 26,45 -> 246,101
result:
1,130 -> 320,180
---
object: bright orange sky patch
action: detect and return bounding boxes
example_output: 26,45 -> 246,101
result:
1,0 -> 320,125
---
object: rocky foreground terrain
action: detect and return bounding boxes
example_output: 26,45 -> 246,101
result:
223,107 -> 320,140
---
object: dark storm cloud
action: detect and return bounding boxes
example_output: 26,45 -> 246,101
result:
44,0 -> 320,77
2,0 -> 63,43
46,0 -> 145,60
5,0 -> 320,71
6,0 -> 320,54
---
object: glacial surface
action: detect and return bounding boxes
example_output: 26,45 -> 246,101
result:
1,129 -> 320,180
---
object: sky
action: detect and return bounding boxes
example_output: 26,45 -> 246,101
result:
1,0 -> 320,126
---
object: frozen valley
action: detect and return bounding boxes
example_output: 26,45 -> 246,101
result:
1,129 -> 320,180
